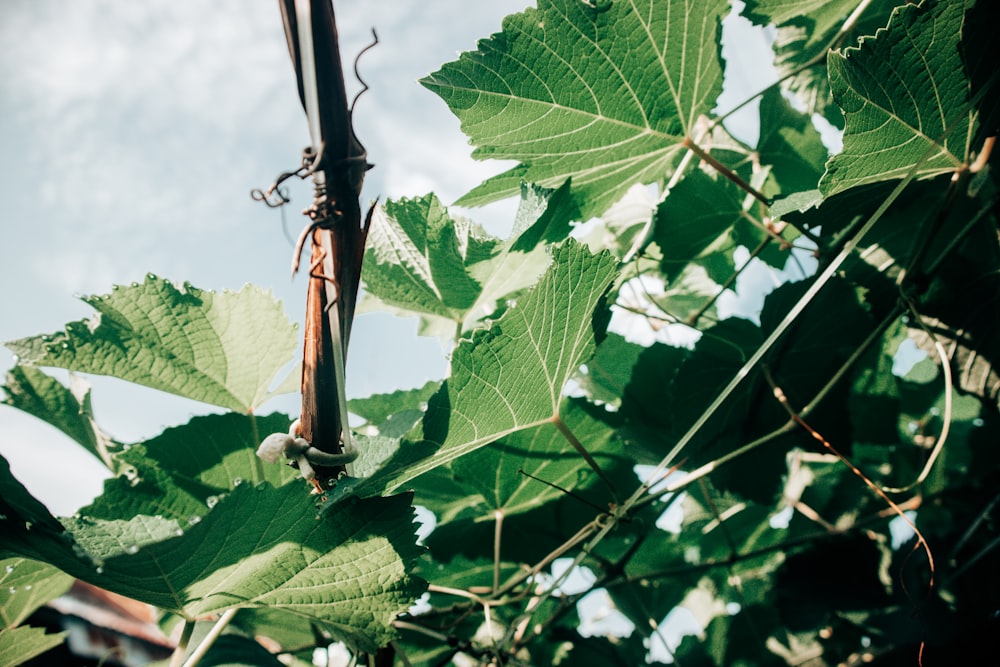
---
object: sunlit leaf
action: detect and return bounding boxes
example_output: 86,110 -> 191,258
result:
821,0 -> 979,196
5,277 -> 298,412
1,367 -> 116,467
423,0 -> 728,218
351,240 -> 618,497
0,461 -> 424,653
361,183 -> 579,335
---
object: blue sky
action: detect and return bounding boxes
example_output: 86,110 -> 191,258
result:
0,0 -> 529,514
0,1 -> 785,516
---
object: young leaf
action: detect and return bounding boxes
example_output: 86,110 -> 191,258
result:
821,0 -> 978,196
422,0 -> 728,218
362,194 -> 498,331
362,183 -> 579,335
352,240 -> 618,497
349,381 -> 441,427
467,181 -> 580,323
5,277 -> 298,413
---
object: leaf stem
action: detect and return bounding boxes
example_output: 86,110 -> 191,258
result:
687,235 -> 770,326
168,619 -> 195,667
181,609 -> 238,667
493,510 -> 503,594
682,136 -> 769,207
551,413 -> 618,502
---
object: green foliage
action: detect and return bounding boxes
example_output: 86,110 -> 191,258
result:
0,558 -> 71,667
2,0 -> 998,664
7,276 -> 298,412
422,0 -> 728,218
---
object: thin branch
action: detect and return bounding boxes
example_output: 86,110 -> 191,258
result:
880,300 -> 953,493
763,367 -> 935,593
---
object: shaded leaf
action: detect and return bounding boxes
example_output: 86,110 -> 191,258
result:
197,634 -> 285,667
5,277 -> 298,412
654,168 -> 743,284
422,0 -> 728,218
0,626 -> 66,667
757,87 -> 828,194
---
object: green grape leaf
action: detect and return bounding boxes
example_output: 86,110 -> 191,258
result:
2,367 -> 117,467
0,626 -> 66,667
196,635 -> 285,667
0,558 -> 73,628
741,0 -> 900,128
349,381 -> 441,426
416,554 -> 523,597
362,194 -> 498,330
422,0 -> 728,219
467,181 -> 580,323
821,0 -> 978,196
347,240 -> 618,498
362,183 -> 579,335
445,398 -> 631,517
0,460 -> 424,653
757,87 -> 828,195
81,413 -> 300,526
574,332 -> 645,408
5,277 -> 298,412
653,168 -> 743,284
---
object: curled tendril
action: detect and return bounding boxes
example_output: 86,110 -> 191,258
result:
257,420 -> 357,482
